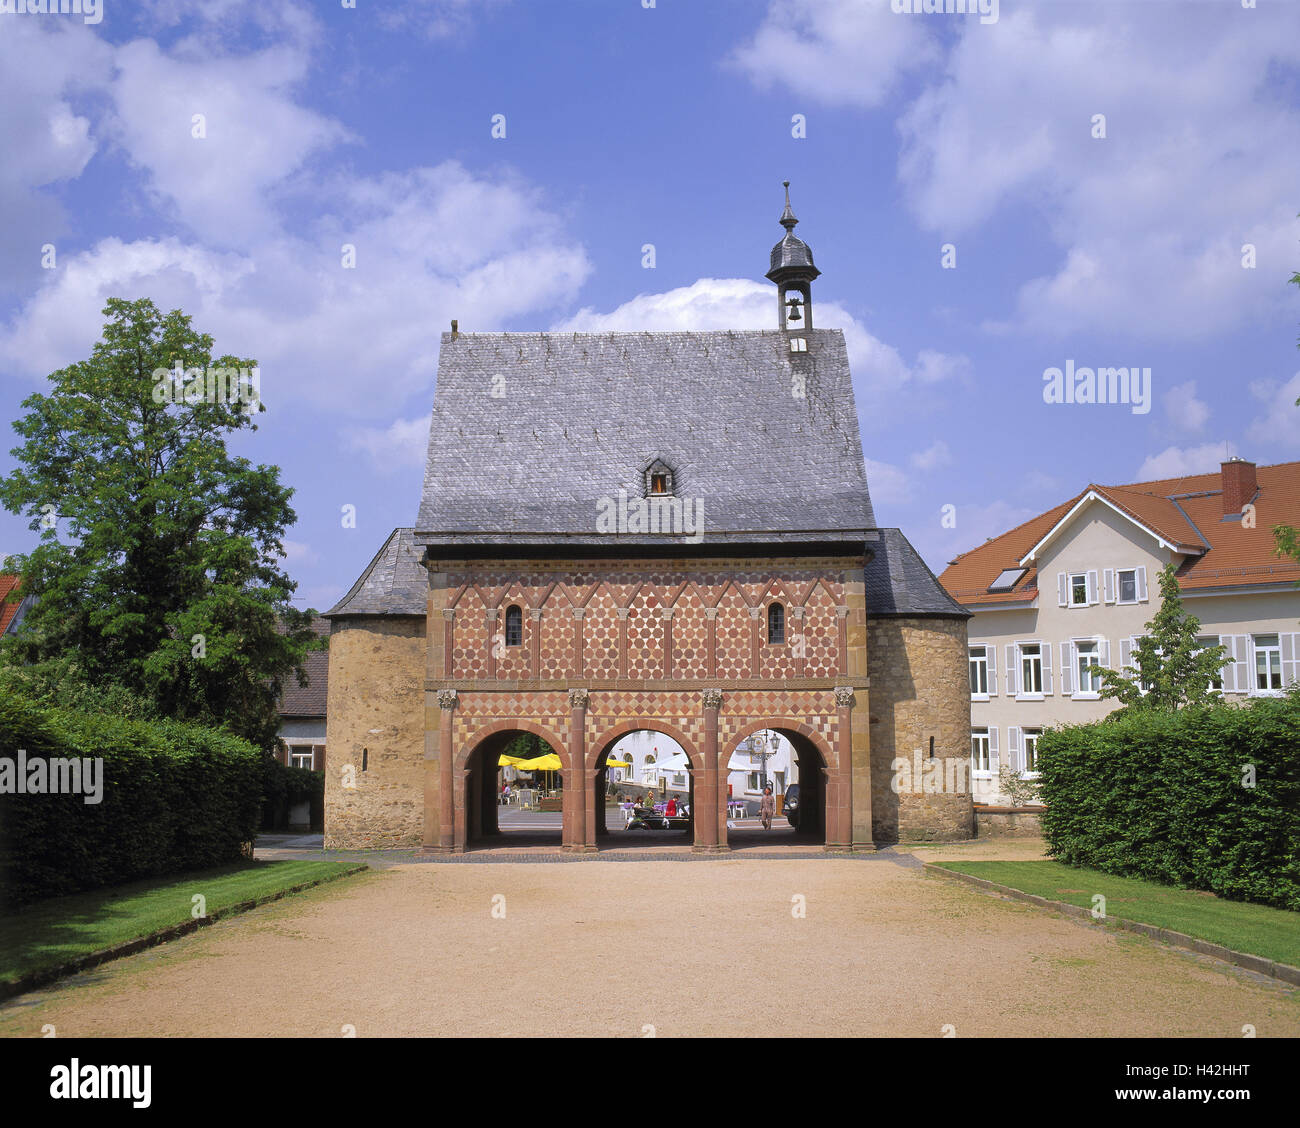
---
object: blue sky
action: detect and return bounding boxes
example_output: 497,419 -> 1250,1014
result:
1,0 -> 1298,611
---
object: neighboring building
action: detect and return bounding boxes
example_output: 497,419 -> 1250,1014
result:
323,186 -> 974,852
725,730 -> 799,811
940,458 -> 1300,805
276,615 -> 330,773
0,575 -> 35,637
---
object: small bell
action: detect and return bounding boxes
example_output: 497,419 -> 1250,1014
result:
785,295 -> 804,324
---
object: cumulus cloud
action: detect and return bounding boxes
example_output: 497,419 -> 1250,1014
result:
555,277 -> 968,427
909,439 -> 952,472
917,499 -> 1040,575
1135,442 -> 1233,481
727,0 -> 936,108
1245,371 -> 1300,450
864,459 -> 912,505
1164,380 -> 1209,434
346,416 -> 431,471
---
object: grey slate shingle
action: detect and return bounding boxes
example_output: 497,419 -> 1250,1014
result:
864,528 -> 971,619
324,528 -> 427,617
414,329 -> 875,547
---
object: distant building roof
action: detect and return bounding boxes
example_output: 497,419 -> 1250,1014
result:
325,528 -> 427,617
278,616 -> 331,717
0,575 -> 26,635
414,329 -> 875,548
940,459 -> 1300,606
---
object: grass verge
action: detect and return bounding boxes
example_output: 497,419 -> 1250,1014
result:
1,860 -> 366,992
932,861 -> 1299,967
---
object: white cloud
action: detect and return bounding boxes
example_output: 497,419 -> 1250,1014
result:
1135,442 -> 1232,482
280,539 -> 320,567
1164,380 -> 1209,434
346,416 -> 430,472
864,459 -> 912,505
1246,371 -> 1300,450
909,439 -> 952,472
556,277 -> 967,427
916,499 -> 1040,575
727,0 -> 936,109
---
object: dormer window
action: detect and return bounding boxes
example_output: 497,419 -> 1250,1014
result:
643,459 -> 675,497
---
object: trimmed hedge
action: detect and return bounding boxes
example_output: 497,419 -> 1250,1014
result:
1037,693 -> 1300,911
0,694 -> 262,908
259,756 -> 324,832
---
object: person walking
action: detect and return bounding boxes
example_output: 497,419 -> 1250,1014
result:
759,786 -> 776,831
666,796 -> 678,817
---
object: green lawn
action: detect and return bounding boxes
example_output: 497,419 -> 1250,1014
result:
1,860 -> 365,986
933,861 -> 1300,968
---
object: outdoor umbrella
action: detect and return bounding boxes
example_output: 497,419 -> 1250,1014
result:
514,752 -> 563,791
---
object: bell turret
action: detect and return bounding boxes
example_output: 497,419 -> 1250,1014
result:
765,181 -> 820,331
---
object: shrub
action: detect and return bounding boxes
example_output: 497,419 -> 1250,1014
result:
1037,692 -> 1300,911
0,694 -> 262,908
259,755 -> 324,831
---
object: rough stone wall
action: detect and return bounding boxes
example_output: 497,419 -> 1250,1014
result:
324,616 -> 427,848
975,809 -> 1045,838
867,616 -> 974,842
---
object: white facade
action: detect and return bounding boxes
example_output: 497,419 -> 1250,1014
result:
724,730 -> 799,808
966,498 -> 1300,805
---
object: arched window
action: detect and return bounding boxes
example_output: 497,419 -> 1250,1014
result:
505,604 -> 523,646
768,602 -> 785,645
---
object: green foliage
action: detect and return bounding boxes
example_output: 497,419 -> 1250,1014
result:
259,754 -> 324,831
1090,562 -> 1227,713
0,297 -> 321,749
0,693 -> 263,908
1037,691 -> 1300,911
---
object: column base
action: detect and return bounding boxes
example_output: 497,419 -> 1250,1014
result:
692,844 -> 731,854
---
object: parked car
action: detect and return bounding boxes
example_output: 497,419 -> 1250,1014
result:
783,785 -> 800,830
626,806 -> 691,831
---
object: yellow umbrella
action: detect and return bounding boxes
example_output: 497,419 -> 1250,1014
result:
514,753 -> 562,770
498,754 -> 524,767
605,757 -> 632,767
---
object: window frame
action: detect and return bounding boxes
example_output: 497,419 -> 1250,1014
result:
1021,729 -> 1041,778
1018,642 -> 1044,698
1074,639 -> 1101,698
288,747 -> 315,770
970,728 -> 993,778
1069,572 -> 1089,607
504,604 -> 523,647
969,645 -> 989,699
767,602 -> 785,645
1251,634 -> 1283,695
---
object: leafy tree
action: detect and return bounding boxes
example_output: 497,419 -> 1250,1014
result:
0,297 -> 321,749
1088,563 -> 1227,713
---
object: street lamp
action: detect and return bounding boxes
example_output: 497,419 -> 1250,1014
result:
748,730 -> 781,791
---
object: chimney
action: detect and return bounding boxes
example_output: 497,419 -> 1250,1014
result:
1221,457 -> 1257,516
450,319 -> 459,340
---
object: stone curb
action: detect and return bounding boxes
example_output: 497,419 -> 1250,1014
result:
924,864 -> 1300,988
0,864 -> 369,1002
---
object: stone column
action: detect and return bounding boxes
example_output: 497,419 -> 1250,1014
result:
790,606 -> 806,677
529,608 -> 543,675
700,688 -> 723,851
566,688 -> 589,852
616,607 -> 630,678
836,606 -> 850,675
830,686 -> 855,850
485,608 -> 499,678
749,606 -> 763,675
704,606 -> 718,678
661,606 -> 674,679
441,608 -> 456,676
436,689 -> 457,852
572,606 -> 586,677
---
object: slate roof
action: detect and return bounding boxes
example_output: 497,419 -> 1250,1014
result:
278,616 -> 331,717
939,460 -> 1300,606
324,528 -> 428,617
415,329 -> 874,547
864,529 -> 971,619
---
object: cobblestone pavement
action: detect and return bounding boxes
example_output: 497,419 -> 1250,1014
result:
2,840 -> 1296,1038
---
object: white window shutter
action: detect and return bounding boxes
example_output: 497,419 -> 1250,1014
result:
1103,568 -> 1115,603
1281,633 -> 1299,687
1007,726 -> 1021,772
1057,572 -> 1068,606
988,646 -> 997,696
1136,566 -> 1148,601
1099,638 -> 1111,668
988,725 -> 999,769
1234,635 -> 1250,693
1005,644 -> 1018,695
1042,640 -> 1053,694
1086,569 -> 1099,604
1060,642 -> 1074,695
1120,637 -> 1133,681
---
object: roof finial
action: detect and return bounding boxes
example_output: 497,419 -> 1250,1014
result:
780,180 -> 798,232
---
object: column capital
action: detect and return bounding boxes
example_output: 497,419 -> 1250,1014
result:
703,606 -> 719,620
835,606 -> 850,619
615,607 -> 631,620
748,606 -> 763,620
567,688 -> 590,711
485,607 -> 500,621
441,608 -> 456,621
660,607 -> 675,620
436,688 -> 459,711
701,688 -> 724,711
529,608 -> 543,621
571,606 -> 586,619
833,686 -> 855,708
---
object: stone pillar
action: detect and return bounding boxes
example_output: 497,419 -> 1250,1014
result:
661,606 -> 674,679
567,688 -> 589,852
700,688 -> 723,851
436,689 -> 457,852
572,606 -> 586,677
704,606 -> 718,678
529,608 -> 542,675
836,606 -> 850,675
830,686 -> 855,851
485,608 -> 499,678
749,606 -> 763,675
790,606 -> 806,677
616,607 -> 630,678
441,608 -> 455,676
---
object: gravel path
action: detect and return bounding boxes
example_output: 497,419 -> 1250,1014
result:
2,845 -> 1296,1038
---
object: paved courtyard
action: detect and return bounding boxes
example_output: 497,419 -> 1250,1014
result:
2,839 -> 1296,1038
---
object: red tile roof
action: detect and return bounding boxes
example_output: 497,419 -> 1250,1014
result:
939,461 -> 1300,607
0,575 -> 21,635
